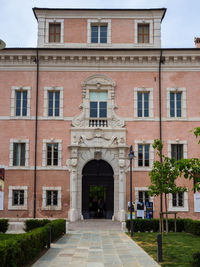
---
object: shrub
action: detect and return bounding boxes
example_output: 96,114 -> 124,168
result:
126,218 -> 200,235
0,219 -> 9,233
191,252 -> 200,267
0,219 -> 66,267
24,219 -> 50,232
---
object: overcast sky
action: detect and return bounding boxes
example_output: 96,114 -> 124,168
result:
0,0 -> 199,48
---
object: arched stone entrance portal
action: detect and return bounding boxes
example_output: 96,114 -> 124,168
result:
82,160 -> 114,219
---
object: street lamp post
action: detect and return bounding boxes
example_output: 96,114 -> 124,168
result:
128,145 -> 135,237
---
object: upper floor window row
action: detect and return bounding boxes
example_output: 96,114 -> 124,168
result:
46,20 -> 152,45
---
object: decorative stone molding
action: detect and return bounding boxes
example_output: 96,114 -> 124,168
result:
9,139 -> 29,167
134,140 -> 154,169
134,19 -> 154,45
43,87 -> 64,119
1,51 -> 200,72
45,19 -> 64,44
42,186 -> 62,210
72,74 -> 124,128
8,186 -> 28,210
168,140 -> 187,159
87,19 -> 111,44
166,87 -> 187,119
10,86 -> 31,119
169,190 -> 189,212
42,139 -> 62,167
134,87 -> 154,119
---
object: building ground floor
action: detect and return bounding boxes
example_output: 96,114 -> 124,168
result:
0,158 -> 200,221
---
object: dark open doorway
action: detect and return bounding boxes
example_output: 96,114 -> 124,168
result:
82,160 -> 114,219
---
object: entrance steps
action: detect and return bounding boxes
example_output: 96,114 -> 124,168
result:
68,219 -> 125,231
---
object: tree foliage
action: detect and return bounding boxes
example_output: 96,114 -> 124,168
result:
148,139 -> 187,197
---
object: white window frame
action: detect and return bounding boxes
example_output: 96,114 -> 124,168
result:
134,140 -> 154,170
169,190 -> 189,212
134,88 -> 154,119
9,139 -> 29,168
168,140 -> 187,159
45,19 -> 64,44
8,186 -> 28,210
135,20 -> 153,45
43,87 -> 63,119
166,88 -> 186,119
42,139 -> 62,168
87,19 -> 111,45
11,86 -> 31,119
42,186 -> 61,210
134,187 -> 154,211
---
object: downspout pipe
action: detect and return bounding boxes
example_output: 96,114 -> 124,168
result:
159,49 -> 164,230
33,48 -> 39,218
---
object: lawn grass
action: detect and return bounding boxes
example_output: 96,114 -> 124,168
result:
0,233 -> 21,241
131,232 -> 200,267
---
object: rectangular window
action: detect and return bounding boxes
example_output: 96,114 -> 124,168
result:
139,191 -> 149,204
91,25 -> 107,43
49,23 -> 61,43
48,91 -> 60,117
170,92 -> 182,117
47,143 -> 58,166
137,92 -> 149,117
90,92 -> 107,118
138,24 -> 149,43
171,144 -> 183,160
172,192 -> 184,207
16,91 -> 27,116
13,143 -> 25,166
12,190 -> 24,206
138,144 -> 150,167
46,190 -> 58,206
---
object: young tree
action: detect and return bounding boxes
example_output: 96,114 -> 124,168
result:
176,126 -> 200,191
148,139 -> 187,234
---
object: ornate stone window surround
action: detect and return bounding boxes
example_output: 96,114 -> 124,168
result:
134,140 -> 154,170
166,87 -> 187,119
42,186 -> 62,210
8,186 -> 28,210
43,87 -> 64,119
9,139 -> 29,168
134,187 -> 154,211
169,190 -> 189,212
45,19 -> 64,44
42,139 -> 62,168
72,74 -> 124,128
134,19 -> 153,44
87,19 -> 111,45
168,140 -> 187,159
10,86 -> 31,119
134,87 -> 154,119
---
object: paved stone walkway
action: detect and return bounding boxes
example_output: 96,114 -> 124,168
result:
33,221 -> 159,267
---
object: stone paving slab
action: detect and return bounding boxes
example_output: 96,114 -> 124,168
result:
32,229 -> 160,267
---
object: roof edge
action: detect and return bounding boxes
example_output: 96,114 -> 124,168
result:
32,7 -> 167,21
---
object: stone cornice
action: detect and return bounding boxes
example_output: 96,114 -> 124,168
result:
0,49 -> 200,71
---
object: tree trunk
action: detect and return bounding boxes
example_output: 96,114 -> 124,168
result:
165,193 -> 168,234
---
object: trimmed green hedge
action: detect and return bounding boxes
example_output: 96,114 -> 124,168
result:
24,219 -> 50,232
0,219 -> 66,267
126,218 -> 200,236
0,219 -> 9,233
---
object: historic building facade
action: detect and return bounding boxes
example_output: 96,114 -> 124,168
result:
0,7 -> 200,221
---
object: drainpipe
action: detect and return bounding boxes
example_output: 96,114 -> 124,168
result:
33,48 -> 39,218
159,49 -> 164,231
